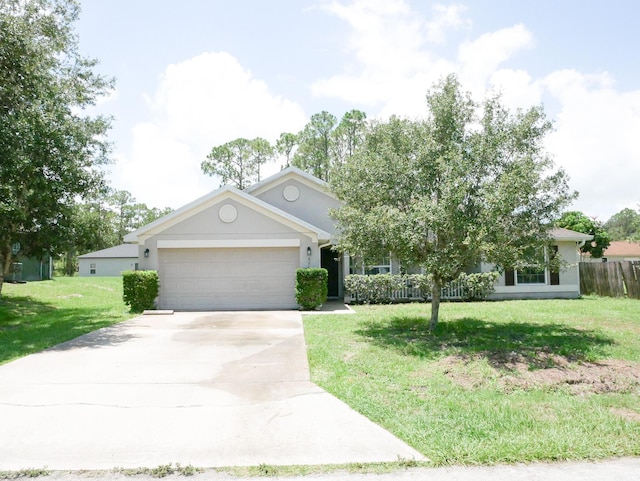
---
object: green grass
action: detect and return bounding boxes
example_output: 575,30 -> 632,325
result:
0,277 -> 134,365
304,298 -> 640,465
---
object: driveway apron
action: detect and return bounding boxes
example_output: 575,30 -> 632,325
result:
0,311 -> 423,470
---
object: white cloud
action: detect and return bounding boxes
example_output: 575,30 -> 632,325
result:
457,24 -> 535,93
543,70 -> 640,220
110,52 -> 308,209
488,69 -> 542,110
312,0 -> 458,115
426,4 -> 470,44
313,1 -> 537,118
313,1 -> 638,220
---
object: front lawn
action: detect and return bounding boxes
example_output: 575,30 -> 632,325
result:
304,298 -> 640,465
0,277 -> 133,365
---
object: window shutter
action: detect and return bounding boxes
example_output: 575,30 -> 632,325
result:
505,269 -> 515,286
550,245 -> 560,286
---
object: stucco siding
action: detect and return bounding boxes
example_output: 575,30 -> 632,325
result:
78,258 -> 137,277
254,179 -> 341,235
138,199 -> 319,271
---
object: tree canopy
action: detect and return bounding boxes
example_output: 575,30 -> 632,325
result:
201,137 -> 274,189
0,0 -> 113,294
331,75 -> 575,330
556,211 -> 611,258
604,207 -> 640,241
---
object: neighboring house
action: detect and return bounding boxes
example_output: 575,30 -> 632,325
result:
583,240 -> 640,262
124,167 -> 592,310
5,255 -> 52,282
77,244 -> 139,277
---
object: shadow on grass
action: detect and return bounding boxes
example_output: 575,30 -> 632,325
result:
356,316 -> 615,369
0,295 -> 134,364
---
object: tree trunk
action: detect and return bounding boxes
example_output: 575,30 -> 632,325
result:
0,246 -> 13,298
430,277 -> 441,332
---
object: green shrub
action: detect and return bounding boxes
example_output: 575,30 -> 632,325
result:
345,272 -> 499,303
296,268 -> 328,310
122,270 -> 159,313
345,274 -> 408,303
458,272 -> 499,301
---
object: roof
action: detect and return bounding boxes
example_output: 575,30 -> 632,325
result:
603,241 -> 640,257
245,165 -> 338,199
78,244 -> 138,259
550,227 -> 594,242
123,183 -> 331,244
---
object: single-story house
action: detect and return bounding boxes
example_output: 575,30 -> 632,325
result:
124,167 -> 592,310
583,240 -> 640,262
77,244 -> 139,277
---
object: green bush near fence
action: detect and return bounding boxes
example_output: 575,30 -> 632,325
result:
295,268 -> 328,310
122,270 -> 159,312
345,272 -> 499,303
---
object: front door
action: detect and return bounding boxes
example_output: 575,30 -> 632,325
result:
321,246 -> 340,298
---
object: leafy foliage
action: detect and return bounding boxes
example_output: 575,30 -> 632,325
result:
331,75 -> 575,330
0,0 -> 113,293
295,268 -> 328,310
201,137 -> 274,189
344,272 -> 498,303
604,207 -> 640,241
556,211 -> 611,258
292,111 -> 337,181
57,189 -> 171,276
457,272 -> 500,301
122,270 -> 159,313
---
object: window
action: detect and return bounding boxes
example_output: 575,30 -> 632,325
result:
350,255 -> 391,275
516,266 -> 546,284
89,263 -> 96,275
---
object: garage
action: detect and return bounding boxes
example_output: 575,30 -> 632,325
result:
158,247 -> 299,310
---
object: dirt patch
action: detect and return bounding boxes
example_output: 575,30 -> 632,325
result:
437,353 -> 640,396
610,407 -> 640,422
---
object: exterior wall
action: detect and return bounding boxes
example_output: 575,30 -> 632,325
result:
137,198 -> 320,272
78,258 -> 138,277
253,179 -> 341,236
5,256 -> 52,281
489,241 -> 582,299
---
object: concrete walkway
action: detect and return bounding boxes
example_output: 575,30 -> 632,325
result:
0,311 -> 422,470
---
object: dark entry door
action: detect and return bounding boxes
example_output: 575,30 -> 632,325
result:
321,247 -> 340,298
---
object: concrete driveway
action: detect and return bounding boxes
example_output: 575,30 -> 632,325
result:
0,311 -> 423,470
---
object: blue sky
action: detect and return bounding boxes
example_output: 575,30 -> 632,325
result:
76,0 -> 640,221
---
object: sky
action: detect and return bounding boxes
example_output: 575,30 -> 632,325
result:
75,0 -> 640,222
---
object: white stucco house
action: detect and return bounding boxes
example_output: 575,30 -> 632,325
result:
124,167 -> 592,310
77,244 -> 139,277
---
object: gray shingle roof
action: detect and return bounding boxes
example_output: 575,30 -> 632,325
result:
77,244 -> 138,259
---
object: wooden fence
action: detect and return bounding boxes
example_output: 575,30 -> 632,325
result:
579,261 -> 640,299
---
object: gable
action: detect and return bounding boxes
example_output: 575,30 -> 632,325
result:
248,170 -> 341,236
160,198 -> 301,238
124,186 -> 330,245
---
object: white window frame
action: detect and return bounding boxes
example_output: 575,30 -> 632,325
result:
350,254 -> 392,275
515,266 -> 547,285
89,263 -> 96,275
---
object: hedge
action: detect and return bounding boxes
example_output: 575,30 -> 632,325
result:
345,271 -> 499,304
295,268 -> 328,310
122,270 -> 159,313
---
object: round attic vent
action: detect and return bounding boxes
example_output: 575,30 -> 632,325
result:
219,204 -> 238,223
283,184 -> 300,202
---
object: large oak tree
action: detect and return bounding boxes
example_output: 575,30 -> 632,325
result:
0,0 -> 113,294
331,75 -> 575,331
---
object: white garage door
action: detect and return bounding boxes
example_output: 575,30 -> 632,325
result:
159,247 -> 299,310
